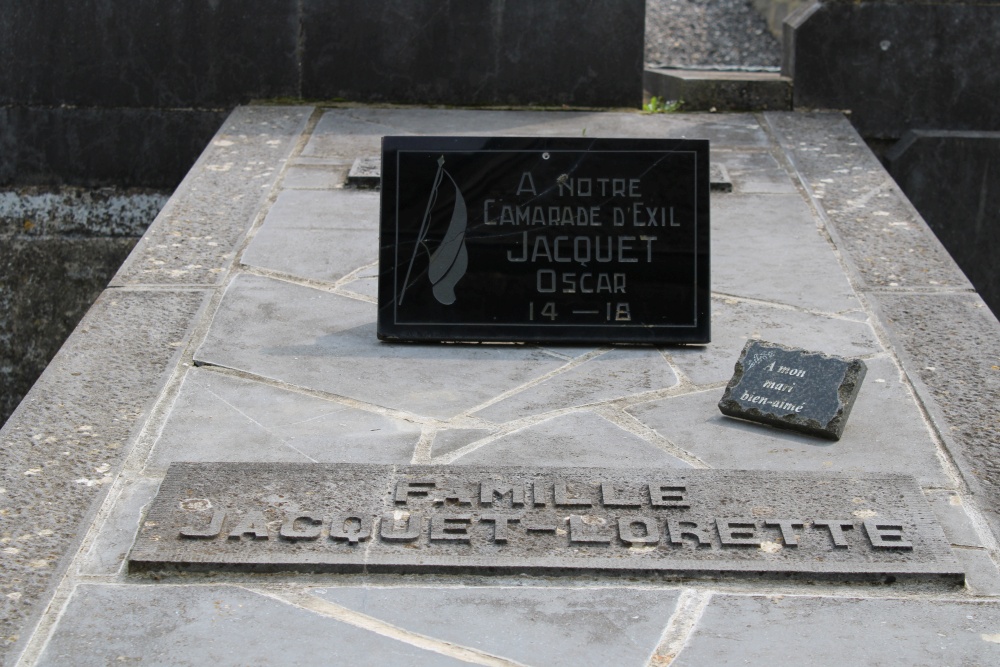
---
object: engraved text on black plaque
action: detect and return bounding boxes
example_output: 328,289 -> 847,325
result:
377,137 -> 710,343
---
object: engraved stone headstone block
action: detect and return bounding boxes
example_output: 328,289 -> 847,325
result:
719,339 -> 867,440
129,463 -> 961,584
377,136 -> 710,344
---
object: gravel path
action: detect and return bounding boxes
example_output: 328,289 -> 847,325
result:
645,0 -> 782,69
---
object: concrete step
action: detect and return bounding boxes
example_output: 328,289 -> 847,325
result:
644,67 -> 792,112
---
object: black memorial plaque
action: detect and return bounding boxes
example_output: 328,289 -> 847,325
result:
129,463 -> 962,584
377,137 -> 710,344
719,339 -> 868,440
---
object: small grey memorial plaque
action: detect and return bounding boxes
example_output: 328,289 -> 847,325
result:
719,339 -> 867,440
129,463 -> 962,584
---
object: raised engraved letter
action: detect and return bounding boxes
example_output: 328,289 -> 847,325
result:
180,510 -> 226,539
568,515 -> 611,544
329,514 -> 373,544
666,519 -> 712,547
380,511 -> 423,542
764,520 -> 804,547
618,517 -> 660,545
649,484 -> 689,508
813,519 -> 855,548
480,514 -> 519,543
601,482 -> 642,508
394,479 -> 436,504
430,514 -> 473,543
480,481 -> 525,507
279,514 -> 322,541
228,511 -> 270,540
863,520 -> 913,550
554,479 -> 592,507
717,518 -> 760,547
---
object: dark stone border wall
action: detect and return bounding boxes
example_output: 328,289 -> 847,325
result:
783,1 -> 1000,318
0,0 -> 644,187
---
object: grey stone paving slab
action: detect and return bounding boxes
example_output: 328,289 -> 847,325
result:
672,594 -> 1000,667
450,411 -> 691,468
665,298 -> 881,385
195,274 -> 573,420
113,106 -> 313,286
301,109 -> 770,163
78,476 -> 160,577
764,111 -> 972,291
925,490 -> 985,549
36,584 -> 471,667
472,348 -> 679,423
146,367 -> 421,472
712,194 -> 861,314
0,289 -> 207,663
241,189 -> 379,283
627,356 -> 950,486
957,549 -> 1000,597
312,585 -> 683,667
712,149 -> 798,195
871,292 -> 1000,538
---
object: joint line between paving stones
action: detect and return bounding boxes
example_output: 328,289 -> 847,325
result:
432,407 -> 591,465
410,426 -> 437,465
646,588 -> 713,666
591,404 -> 710,469
191,364 -> 439,429
455,347 -> 612,419
204,387 -> 320,463
238,263 -> 378,305
435,382 -> 723,466
711,290 -> 868,322
253,587 -> 529,667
